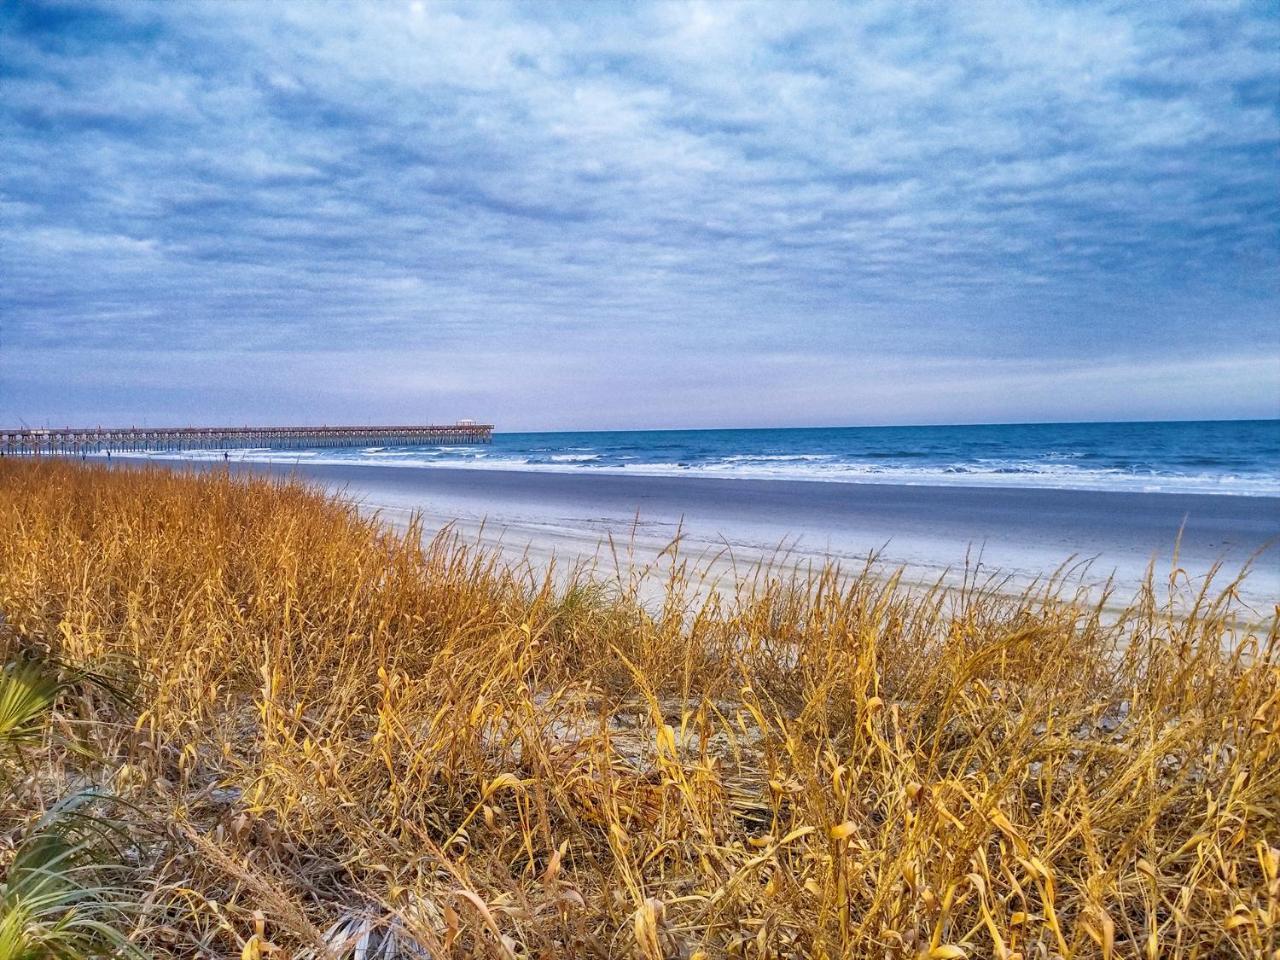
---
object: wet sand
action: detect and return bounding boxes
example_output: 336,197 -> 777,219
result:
137,459 -> 1280,614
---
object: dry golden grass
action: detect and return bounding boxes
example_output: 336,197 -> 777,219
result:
0,458 -> 1276,958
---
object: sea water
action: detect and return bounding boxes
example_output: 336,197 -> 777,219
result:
128,419 -> 1280,496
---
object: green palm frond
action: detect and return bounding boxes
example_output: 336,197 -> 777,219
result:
0,791 -> 142,960
0,661 -> 65,753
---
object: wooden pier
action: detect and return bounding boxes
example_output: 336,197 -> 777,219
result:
0,423 -> 493,456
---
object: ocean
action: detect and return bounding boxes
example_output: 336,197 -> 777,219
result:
129,419 -> 1280,497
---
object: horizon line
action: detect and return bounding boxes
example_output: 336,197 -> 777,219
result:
6,415 -> 1277,434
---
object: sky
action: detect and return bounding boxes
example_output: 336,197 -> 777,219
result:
1,0 -> 1277,430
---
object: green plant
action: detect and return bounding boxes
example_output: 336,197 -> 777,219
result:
0,659 -> 142,959
0,661 -> 66,756
0,791 -> 141,960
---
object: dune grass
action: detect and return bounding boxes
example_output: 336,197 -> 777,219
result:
0,458 -> 1275,958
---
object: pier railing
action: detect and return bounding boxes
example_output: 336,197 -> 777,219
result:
0,423 -> 494,455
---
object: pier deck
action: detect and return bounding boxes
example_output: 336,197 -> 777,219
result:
1,423 -> 493,455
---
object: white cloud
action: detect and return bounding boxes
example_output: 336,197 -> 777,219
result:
0,0 -> 1275,424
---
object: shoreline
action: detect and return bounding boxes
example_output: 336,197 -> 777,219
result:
93,444 -> 1280,498
123,458 -> 1280,614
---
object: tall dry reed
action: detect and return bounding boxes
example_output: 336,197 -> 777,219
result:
0,459 -> 1275,958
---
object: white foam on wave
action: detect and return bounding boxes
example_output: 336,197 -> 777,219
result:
378,455 -> 1277,496
113,448 -> 317,462
716,454 -> 837,463
128,444 -> 1279,497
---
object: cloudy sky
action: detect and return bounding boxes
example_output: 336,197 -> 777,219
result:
2,1 -> 1277,430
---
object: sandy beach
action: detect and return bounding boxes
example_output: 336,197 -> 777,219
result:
143,458 -> 1280,613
